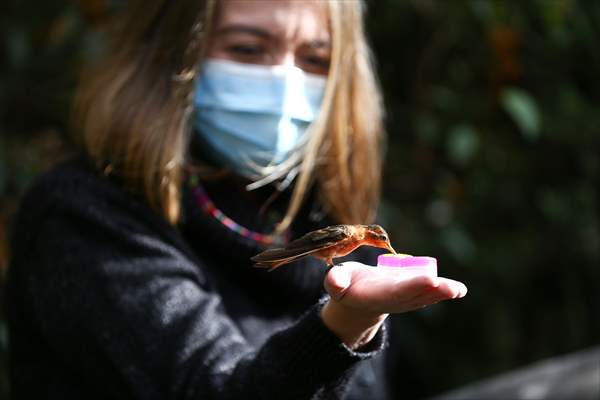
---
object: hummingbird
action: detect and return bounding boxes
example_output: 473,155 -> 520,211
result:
251,224 -> 396,271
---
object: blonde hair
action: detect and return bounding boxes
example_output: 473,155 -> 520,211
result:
75,0 -> 384,229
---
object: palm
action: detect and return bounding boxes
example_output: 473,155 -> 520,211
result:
324,261 -> 467,315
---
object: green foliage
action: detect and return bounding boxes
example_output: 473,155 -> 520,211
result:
2,0 -> 600,399
500,87 -> 540,141
366,0 -> 600,397
446,124 -> 480,166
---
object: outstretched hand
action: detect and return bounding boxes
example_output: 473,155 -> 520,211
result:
320,261 -> 467,349
325,261 -> 467,313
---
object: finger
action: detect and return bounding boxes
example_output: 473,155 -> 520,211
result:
323,265 -> 352,301
405,279 -> 468,310
364,265 -> 468,295
396,276 -> 467,299
401,277 -> 467,305
326,262 -> 468,313
344,272 -> 466,313
341,273 -> 438,312
434,277 -> 468,299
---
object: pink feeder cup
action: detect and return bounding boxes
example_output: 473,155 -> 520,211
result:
377,254 -> 438,278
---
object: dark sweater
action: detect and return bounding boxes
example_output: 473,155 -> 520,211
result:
6,157 -> 391,399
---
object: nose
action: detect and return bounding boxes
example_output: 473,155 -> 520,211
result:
271,51 -> 296,68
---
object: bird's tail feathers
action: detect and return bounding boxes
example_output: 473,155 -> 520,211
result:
251,248 -> 311,272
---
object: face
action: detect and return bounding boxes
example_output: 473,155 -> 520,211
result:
207,0 -> 331,76
366,225 -> 388,241
366,225 -> 396,253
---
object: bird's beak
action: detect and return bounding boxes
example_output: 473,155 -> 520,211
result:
385,242 -> 397,254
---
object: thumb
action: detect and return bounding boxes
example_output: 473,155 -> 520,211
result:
323,265 -> 352,301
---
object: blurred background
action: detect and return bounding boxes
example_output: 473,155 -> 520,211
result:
1,0 -> 599,398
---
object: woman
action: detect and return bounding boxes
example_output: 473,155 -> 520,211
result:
6,0 -> 467,399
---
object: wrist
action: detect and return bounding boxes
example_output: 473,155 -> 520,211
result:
320,300 -> 388,350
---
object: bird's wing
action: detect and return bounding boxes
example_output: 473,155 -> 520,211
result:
251,225 -> 351,270
285,224 -> 351,252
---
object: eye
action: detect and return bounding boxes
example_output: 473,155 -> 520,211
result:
227,44 -> 265,56
302,55 -> 330,69
297,44 -> 331,75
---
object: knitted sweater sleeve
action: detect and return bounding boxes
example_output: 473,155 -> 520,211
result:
14,165 -> 385,400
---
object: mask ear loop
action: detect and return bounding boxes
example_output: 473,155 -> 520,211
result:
245,149 -> 304,191
257,165 -> 300,217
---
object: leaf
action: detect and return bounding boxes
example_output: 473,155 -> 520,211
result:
447,124 -> 480,166
500,87 -> 541,141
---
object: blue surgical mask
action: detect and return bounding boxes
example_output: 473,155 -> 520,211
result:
192,59 -> 326,179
